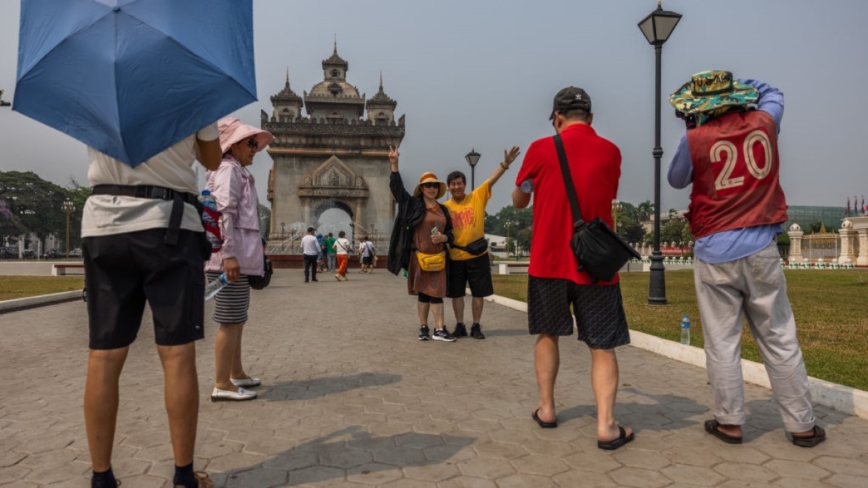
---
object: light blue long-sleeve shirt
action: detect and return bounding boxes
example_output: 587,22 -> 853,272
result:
667,79 -> 784,264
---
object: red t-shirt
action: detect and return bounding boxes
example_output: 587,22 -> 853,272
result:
515,123 -> 621,285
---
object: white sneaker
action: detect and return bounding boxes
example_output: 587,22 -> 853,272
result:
211,387 -> 257,402
230,377 -> 261,387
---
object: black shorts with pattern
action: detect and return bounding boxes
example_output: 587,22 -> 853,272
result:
527,276 -> 630,350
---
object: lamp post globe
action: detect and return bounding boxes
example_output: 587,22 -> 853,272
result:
638,0 -> 681,305
465,148 -> 481,191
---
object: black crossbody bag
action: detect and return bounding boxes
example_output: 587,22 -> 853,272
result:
553,135 -> 640,283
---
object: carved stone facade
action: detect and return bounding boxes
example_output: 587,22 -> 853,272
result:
263,44 -> 404,250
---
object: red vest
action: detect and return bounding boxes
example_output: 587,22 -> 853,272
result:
686,110 -> 788,239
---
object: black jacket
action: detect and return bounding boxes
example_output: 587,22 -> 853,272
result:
387,170 -> 454,275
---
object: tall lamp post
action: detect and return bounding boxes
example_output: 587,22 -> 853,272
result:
638,0 -> 681,305
465,148 -> 481,191
61,199 -> 75,259
504,220 -> 516,258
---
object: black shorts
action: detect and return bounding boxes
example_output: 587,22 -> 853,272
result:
362,255 -> 374,265
447,253 -> 494,298
83,229 -> 206,350
527,276 -> 630,350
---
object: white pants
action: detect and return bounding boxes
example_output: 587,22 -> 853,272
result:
694,242 -> 815,432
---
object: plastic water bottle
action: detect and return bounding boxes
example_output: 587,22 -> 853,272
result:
204,272 -> 228,301
199,190 -> 221,251
680,314 -> 691,345
431,226 -> 439,236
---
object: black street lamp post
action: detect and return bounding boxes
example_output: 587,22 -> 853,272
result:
61,199 -> 76,259
638,0 -> 681,305
465,148 -> 481,191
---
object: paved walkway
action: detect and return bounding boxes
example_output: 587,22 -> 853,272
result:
2,270 -> 868,487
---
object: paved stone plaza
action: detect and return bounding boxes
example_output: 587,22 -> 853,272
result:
2,269 -> 868,487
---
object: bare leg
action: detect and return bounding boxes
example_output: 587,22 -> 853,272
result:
84,347 -> 130,472
417,301 -> 430,326
471,296 -> 484,323
452,296 -> 465,324
431,303 -> 445,330
589,347 -> 632,441
534,334 -> 559,423
230,322 -> 246,379
157,343 -> 199,467
215,323 -> 243,391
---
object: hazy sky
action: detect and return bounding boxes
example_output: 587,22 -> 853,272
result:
1,0 -> 866,215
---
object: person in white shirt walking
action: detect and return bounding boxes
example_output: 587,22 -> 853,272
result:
358,236 -> 375,274
301,227 -> 319,283
333,231 -> 352,281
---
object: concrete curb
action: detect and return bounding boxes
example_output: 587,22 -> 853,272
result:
486,292 -> 868,421
0,290 -> 83,314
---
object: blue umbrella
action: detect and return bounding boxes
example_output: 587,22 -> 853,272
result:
13,0 -> 257,167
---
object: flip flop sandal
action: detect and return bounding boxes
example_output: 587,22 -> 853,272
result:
704,419 -> 743,444
791,426 -> 826,448
532,408 -> 558,429
597,426 -> 635,450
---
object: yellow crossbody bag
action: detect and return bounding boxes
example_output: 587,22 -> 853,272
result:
416,251 -> 446,272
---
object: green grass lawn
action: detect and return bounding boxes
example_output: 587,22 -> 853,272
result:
0,276 -> 85,302
492,270 -> 868,390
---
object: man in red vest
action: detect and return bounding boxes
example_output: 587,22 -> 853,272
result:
668,71 -> 825,447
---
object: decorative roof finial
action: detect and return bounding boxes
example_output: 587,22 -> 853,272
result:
334,35 -> 338,54
379,71 -> 383,89
657,0 -> 662,8
286,67 -> 290,87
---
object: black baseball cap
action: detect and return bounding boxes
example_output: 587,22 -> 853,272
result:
549,86 -> 592,120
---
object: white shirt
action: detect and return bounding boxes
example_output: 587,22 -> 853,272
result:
360,241 -> 373,257
301,234 -> 320,255
333,238 -> 351,255
81,123 -> 220,237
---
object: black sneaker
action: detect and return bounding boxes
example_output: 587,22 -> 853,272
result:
433,328 -> 457,342
453,323 -> 468,338
470,323 -> 485,339
418,325 -> 431,341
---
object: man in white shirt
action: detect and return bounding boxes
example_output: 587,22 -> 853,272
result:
358,236 -> 375,273
301,226 -> 320,282
81,124 -> 221,488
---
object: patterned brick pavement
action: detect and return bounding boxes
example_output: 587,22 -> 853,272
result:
2,270 -> 867,487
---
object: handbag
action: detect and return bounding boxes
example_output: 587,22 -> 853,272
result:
416,251 -> 446,272
248,256 -> 273,290
452,237 -> 489,256
553,135 -> 640,283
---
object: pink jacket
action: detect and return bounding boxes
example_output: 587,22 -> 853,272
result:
204,155 -> 264,276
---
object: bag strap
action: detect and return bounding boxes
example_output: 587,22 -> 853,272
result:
553,135 -> 583,227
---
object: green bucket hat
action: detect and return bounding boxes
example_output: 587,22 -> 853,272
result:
669,70 -> 758,115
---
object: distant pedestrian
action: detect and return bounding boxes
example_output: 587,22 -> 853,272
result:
386,145 -> 456,342
512,87 -> 633,450
668,71 -> 824,447
333,230 -> 352,281
325,232 -> 337,272
444,145 -> 520,340
301,227 -> 319,282
359,236 -> 375,273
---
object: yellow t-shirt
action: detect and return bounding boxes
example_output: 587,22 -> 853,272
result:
444,179 -> 491,261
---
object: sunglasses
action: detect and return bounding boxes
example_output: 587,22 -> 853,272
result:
245,138 -> 259,149
421,182 -> 440,189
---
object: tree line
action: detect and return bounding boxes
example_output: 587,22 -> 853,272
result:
0,171 -> 90,252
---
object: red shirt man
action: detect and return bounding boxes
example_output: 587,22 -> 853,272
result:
512,87 -> 633,451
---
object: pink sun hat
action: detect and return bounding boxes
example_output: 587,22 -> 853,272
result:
217,117 -> 274,154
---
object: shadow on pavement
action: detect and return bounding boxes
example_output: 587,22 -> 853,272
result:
617,387 -> 710,432
481,328 -> 528,337
217,426 -> 476,487
258,373 -> 402,401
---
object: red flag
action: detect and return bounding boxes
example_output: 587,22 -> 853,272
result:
862,196 -> 866,216
845,197 -> 850,216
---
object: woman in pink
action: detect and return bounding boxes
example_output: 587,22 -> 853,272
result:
205,117 -> 273,402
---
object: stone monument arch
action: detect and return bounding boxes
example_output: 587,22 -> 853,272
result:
263,43 -> 404,250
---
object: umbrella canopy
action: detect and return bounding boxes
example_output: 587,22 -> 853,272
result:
13,0 -> 257,167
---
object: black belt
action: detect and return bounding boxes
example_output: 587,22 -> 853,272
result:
91,184 -> 202,245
